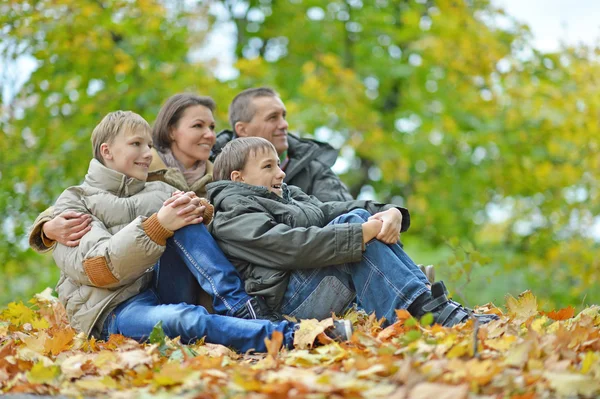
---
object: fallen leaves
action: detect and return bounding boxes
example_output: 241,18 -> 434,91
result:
0,290 -> 600,398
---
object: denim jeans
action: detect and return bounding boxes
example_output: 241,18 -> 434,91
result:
100,224 -> 296,352
153,224 -> 251,316
280,209 -> 430,326
101,289 -> 296,352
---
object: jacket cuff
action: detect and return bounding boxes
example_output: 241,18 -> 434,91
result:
383,204 -> 410,232
345,224 -> 364,262
142,213 -> 174,246
199,198 -> 214,225
29,215 -> 56,253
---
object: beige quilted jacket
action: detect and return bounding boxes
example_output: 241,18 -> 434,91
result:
52,159 -> 176,338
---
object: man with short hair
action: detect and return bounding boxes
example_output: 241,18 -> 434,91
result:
211,87 -> 353,203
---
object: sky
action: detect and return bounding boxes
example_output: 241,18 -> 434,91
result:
493,0 -> 600,52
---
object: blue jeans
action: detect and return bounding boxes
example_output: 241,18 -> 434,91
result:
280,209 -> 430,326
101,224 -> 296,352
153,224 -> 251,315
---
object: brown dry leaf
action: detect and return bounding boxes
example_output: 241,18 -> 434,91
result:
265,330 -> 283,359
18,331 -> 48,354
60,353 -> 93,379
293,318 -> 334,350
377,320 -> 406,341
409,382 -> 468,399
506,291 -> 538,324
543,306 -> 575,321
117,349 -> 154,369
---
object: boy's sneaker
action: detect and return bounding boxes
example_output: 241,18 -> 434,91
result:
325,319 -> 353,341
421,281 -> 499,327
418,264 -> 436,284
232,296 -> 283,322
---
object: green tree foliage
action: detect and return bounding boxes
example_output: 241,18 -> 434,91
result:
218,0 -> 600,305
1,0 -> 599,307
0,0 -> 220,303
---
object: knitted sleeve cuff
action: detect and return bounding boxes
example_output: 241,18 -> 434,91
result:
142,213 -> 174,246
199,198 -> 214,225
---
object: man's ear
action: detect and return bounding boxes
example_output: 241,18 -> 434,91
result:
100,143 -> 112,162
234,122 -> 248,137
230,170 -> 243,182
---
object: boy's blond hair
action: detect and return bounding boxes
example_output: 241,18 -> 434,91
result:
91,111 -> 151,164
213,137 -> 278,181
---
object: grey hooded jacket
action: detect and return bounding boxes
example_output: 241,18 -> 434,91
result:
207,181 -> 410,309
211,130 -> 353,202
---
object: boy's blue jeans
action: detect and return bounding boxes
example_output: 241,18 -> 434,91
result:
100,224 -> 295,352
280,209 -> 430,326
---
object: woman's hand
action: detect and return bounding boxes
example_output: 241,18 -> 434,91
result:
368,208 -> 403,244
43,211 -> 92,247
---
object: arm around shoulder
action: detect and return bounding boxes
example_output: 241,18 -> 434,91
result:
29,206 -> 56,253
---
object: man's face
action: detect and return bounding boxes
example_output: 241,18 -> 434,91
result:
236,96 -> 289,155
233,148 -> 286,197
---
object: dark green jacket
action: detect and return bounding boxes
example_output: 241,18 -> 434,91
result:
211,130 -> 353,202
206,181 -> 410,310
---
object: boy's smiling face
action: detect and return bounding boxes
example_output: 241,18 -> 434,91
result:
232,147 -> 286,197
101,128 -> 154,181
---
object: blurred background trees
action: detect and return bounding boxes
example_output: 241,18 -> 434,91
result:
1,0 -> 599,308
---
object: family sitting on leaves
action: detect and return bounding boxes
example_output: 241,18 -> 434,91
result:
30,88 -> 497,352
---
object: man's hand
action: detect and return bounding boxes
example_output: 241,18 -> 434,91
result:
368,208 -> 402,244
42,211 -> 92,247
157,192 -> 205,230
361,219 -> 383,246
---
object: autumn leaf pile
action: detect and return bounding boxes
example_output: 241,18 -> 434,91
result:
1,289 -> 600,398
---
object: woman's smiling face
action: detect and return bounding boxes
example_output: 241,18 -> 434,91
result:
169,105 -> 216,168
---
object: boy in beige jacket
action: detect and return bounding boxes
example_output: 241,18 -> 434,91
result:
51,111 -> 305,352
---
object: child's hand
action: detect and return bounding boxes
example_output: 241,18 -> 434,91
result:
368,208 -> 402,244
362,219 -> 383,245
157,192 -> 205,230
164,191 -> 204,218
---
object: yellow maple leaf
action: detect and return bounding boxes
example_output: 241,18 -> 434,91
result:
505,291 -> 538,323
26,362 -> 60,385
44,328 -> 75,356
152,362 -> 192,387
1,302 -> 37,326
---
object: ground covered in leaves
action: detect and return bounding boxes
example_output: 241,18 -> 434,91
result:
1,289 -> 599,398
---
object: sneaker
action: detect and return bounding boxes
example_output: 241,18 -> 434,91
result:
232,296 -> 283,322
421,281 -> 499,327
418,264 -> 436,284
325,319 -> 353,341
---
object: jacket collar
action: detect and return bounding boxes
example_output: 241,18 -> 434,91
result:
207,180 -> 292,207
84,159 -> 146,197
149,148 -> 214,179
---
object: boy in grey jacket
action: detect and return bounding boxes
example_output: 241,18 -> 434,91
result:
208,137 -> 498,327
51,111 -> 301,352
